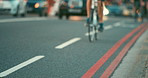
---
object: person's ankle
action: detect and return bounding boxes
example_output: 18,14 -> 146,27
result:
86,18 -> 90,23
100,23 -> 104,28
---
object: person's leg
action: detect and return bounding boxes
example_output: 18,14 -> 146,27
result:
133,2 -> 139,22
135,2 -> 141,22
87,0 -> 92,18
98,1 -> 104,32
98,1 -> 104,23
86,0 -> 92,24
134,7 -> 138,22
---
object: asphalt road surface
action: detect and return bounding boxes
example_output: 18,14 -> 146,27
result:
0,14 -> 147,78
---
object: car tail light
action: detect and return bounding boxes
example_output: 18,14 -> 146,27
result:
70,5 -> 74,8
35,3 -> 40,8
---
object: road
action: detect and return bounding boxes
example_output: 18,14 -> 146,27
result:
0,14 -> 147,78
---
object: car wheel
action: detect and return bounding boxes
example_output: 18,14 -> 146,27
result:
39,9 -> 43,17
13,14 -> 18,17
39,8 -> 46,17
21,13 -> 26,17
44,12 -> 48,17
66,15 -> 69,20
39,12 -> 43,17
44,8 -> 48,17
58,13 -> 63,19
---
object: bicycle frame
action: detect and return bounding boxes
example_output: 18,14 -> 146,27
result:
91,0 -> 98,9
90,0 -> 98,25
88,0 -> 99,42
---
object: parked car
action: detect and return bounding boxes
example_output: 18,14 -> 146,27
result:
58,0 -> 87,19
26,0 -> 48,17
0,0 -> 11,14
0,0 -> 27,17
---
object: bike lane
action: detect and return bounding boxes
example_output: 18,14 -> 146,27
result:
82,22 -> 148,78
111,24 -> 148,78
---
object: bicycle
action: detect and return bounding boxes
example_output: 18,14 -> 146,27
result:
87,0 -> 99,42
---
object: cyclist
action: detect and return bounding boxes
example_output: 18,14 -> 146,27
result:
131,0 -> 145,22
142,0 -> 148,19
86,0 -> 106,32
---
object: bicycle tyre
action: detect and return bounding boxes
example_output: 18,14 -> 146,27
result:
94,26 -> 98,40
88,25 -> 95,42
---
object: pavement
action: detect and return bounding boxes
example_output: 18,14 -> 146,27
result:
111,27 -> 148,78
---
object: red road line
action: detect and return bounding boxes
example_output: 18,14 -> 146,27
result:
81,23 -> 145,78
100,24 -> 148,78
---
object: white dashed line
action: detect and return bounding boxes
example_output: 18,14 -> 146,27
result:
114,22 -> 121,27
0,55 -> 45,77
55,38 -> 81,49
121,25 -> 135,28
85,33 -> 89,36
85,22 -> 122,36
0,17 -> 47,23
85,25 -> 113,36
104,25 -> 113,30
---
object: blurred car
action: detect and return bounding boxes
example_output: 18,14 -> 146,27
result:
106,4 -> 123,16
122,4 -> 134,16
0,0 -> 11,14
0,0 -> 27,17
58,0 -> 87,19
26,0 -> 48,17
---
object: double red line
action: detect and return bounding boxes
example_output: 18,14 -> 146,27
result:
81,23 -> 148,78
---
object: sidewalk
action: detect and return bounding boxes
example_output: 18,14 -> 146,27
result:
111,29 -> 148,78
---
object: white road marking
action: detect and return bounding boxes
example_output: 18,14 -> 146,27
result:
85,33 -> 89,36
84,22 -> 121,36
0,55 -> 45,77
0,17 -> 47,23
121,25 -> 135,28
104,25 -> 113,30
114,22 -> 121,27
55,38 -> 81,49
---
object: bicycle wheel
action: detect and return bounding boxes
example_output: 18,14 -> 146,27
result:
88,25 -> 95,42
93,10 -> 98,41
94,26 -> 98,40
